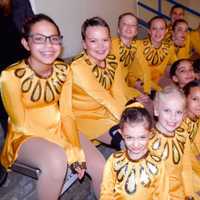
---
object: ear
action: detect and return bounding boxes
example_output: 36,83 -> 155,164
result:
117,27 -> 120,35
153,101 -> 159,117
21,38 -> 30,51
172,75 -> 178,83
82,40 -> 86,50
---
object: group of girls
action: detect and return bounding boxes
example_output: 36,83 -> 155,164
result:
1,3 -> 200,200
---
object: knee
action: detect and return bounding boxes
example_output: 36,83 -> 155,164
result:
39,146 -> 67,180
87,153 -> 105,176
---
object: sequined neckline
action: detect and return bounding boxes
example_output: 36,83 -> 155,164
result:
154,126 -> 175,138
118,38 -> 137,67
143,38 -> 171,66
126,150 -> 149,162
25,59 -> 54,79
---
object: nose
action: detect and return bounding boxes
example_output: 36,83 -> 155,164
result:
45,38 -> 53,45
170,112 -> 177,121
131,139 -> 140,148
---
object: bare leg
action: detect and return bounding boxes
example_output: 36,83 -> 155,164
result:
80,133 -> 105,199
97,131 -> 112,145
17,138 -> 67,200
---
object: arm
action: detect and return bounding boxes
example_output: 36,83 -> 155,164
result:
0,70 -> 26,132
72,63 -> 124,120
182,135 -> 194,198
190,30 -> 200,55
111,63 -> 134,104
59,66 -> 85,164
100,154 -> 116,200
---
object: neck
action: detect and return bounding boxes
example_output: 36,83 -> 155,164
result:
155,123 -> 175,137
187,111 -> 197,121
120,36 -> 132,47
28,58 -> 53,78
151,40 -> 162,48
87,55 -> 106,68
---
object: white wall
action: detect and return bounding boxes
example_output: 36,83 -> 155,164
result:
34,0 -> 136,58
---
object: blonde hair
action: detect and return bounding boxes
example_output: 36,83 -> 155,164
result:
154,86 -> 186,108
0,0 -> 12,16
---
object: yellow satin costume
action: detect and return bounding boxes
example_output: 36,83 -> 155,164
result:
166,24 -> 199,59
0,60 -> 85,169
111,37 -> 141,99
71,53 -> 127,140
190,30 -> 200,55
100,150 -> 169,200
129,38 -> 177,94
149,128 -> 193,199
165,26 -> 192,59
181,117 -> 200,199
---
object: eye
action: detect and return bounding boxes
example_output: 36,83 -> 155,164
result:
163,108 -> 170,112
124,136 -> 132,140
140,136 -> 148,139
179,69 -> 185,73
34,35 -> 44,42
103,38 -> 109,42
176,110 -> 183,115
51,36 -> 60,42
192,97 -> 198,101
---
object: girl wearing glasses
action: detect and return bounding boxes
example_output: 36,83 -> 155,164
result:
0,14 -> 86,200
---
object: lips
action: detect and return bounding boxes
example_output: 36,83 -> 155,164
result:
166,122 -> 177,128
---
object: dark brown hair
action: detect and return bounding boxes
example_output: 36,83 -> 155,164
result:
119,107 -> 152,131
118,12 -> 138,27
81,16 -> 110,40
22,13 -> 61,39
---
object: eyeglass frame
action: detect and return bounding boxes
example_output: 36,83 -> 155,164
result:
28,33 -> 63,45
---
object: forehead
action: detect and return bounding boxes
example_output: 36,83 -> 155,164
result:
120,15 -> 137,24
171,8 -> 184,15
175,22 -> 188,29
188,86 -> 200,96
85,25 -> 109,37
122,122 -> 149,136
30,20 -> 58,34
159,93 -> 185,109
176,60 -> 192,70
150,18 -> 166,27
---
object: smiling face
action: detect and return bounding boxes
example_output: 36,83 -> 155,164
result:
173,21 -> 188,47
155,93 -> 185,135
21,20 -> 62,68
82,25 -> 111,66
149,18 -> 167,47
118,14 -> 138,42
172,60 -> 195,88
121,122 -> 149,160
186,86 -> 200,120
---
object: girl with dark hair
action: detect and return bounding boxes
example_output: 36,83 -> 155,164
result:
0,14 -> 86,200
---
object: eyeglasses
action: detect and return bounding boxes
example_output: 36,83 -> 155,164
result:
28,33 -> 63,45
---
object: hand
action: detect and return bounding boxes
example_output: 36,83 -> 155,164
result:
74,166 -> 85,180
185,196 -> 194,200
136,94 -> 150,104
196,154 -> 200,161
134,80 -> 144,92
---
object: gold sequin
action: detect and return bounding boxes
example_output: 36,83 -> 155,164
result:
125,168 -> 136,194
151,128 -> 186,165
119,41 -> 137,67
113,151 -> 159,195
91,55 -> 117,89
172,141 -> 181,164
143,38 -> 171,66
15,61 -> 68,104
